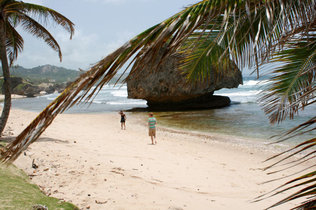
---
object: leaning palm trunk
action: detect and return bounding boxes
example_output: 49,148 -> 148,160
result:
0,20 -> 12,135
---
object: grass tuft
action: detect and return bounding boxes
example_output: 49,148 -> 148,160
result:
0,164 -> 78,210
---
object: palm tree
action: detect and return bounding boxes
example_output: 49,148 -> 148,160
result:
0,0 -> 315,208
0,0 -> 74,135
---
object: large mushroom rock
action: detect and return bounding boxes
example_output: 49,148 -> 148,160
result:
127,51 -> 242,110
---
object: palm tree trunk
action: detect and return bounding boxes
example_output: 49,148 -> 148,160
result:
0,20 -> 11,136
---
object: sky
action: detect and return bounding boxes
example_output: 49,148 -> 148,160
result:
16,0 -> 201,70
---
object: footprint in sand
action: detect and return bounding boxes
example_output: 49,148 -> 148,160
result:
111,167 -> 125,176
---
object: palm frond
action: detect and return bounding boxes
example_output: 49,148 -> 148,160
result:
179,31 -> 238,83
257,117 -> 316,207
255,175 -> 316,202
178,2 -> 316,209
264,139 -> 316,170
259,37 -> 316,123
270,117 -> 316,144
13,13 -> 63,60
267,186 -> 316,209
6,1 -> 74,39
294,199 -> 316,209
1,0 -> 75,64
258,135 -> 316,208
179,0 -> 315,78
5,22 -> 23,66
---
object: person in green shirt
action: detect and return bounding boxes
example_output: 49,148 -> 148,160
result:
148,113 -> 157,145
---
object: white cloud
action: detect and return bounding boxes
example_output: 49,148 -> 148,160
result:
15,0 -> 195,70
16,29 -> 95,69
103,31 -> 136,53
16,27 -> 137,70
59,29 -> 136,69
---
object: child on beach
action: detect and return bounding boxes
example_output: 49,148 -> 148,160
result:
148,113 -> 157,145
119,111 -> 126,130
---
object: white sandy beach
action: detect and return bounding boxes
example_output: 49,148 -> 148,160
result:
1,108 -> 308,210
0,94 -> 26,101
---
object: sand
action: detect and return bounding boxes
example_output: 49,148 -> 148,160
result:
0,94 -> 26,101
1,108 -> 309,210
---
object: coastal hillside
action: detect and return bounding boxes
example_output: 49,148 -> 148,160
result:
5,65 -> 127,84
4,65 -> 81,84
0,64 -> 129,97
0,65 -> 82,97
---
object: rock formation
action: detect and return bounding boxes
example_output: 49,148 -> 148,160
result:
1,77 -> 69,97
127,50 -> 242,110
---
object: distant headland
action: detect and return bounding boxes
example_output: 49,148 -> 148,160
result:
0,64 -> 81,97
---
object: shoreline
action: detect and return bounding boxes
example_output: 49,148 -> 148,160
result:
0,94 -> 26,102
2,108 -> 309,209
131,112 -> 294,155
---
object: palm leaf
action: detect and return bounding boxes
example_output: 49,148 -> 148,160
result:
7,1 -> 74,38
259,126 -> 316,209
267,187 -> 316,209
5,22 -> 23,65
269,117 -> 316,145
255,176 -> 316,202
14,13 -> 63,60
2,1 -> 75,63
179,32 -> 238,84
294,199 -> 316,209
259,37 -> 316,124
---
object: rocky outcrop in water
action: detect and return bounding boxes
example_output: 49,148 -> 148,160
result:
127,50 -> 242,110
1,77 -> 69,97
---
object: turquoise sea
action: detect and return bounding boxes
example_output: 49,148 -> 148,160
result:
11,76 -> 315,147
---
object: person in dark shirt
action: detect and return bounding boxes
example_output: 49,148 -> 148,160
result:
119,111 -> 126,130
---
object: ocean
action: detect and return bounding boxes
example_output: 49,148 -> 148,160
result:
11,76 -> 315,147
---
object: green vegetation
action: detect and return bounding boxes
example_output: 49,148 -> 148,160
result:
4,65 -> 81,84
0,78 -> 3,91
0,141 -> 6,147
12,83 -> 28,93
0,165 -> 78,210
